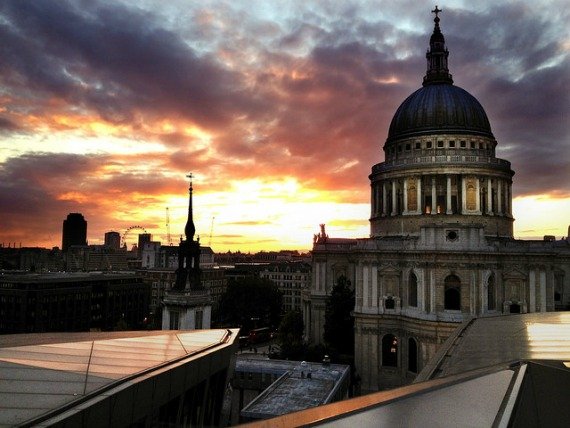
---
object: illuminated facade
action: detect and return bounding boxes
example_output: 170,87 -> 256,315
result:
304,10 -> 570,392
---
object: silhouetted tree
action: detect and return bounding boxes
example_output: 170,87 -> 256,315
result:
324,275 -> 354,355
278,310 -> 304,359
218,277 -> 282,332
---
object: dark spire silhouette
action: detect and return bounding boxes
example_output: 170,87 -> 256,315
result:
423,6 -> 454,86
173,173 -> 201,291
184,173 -> 196,240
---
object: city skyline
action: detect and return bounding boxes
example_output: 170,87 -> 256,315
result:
0,1 -> 568,252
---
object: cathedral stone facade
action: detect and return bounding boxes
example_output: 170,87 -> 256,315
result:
303,10 -> 570,392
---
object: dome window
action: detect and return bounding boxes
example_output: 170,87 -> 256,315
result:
426,141 -> 432,148
415,142 -> 421,149
437,140 -> 444,148
460,140 -> 466,148
470,141 -> 475,148
449,140 -> 455,147
405,144 -> 411,151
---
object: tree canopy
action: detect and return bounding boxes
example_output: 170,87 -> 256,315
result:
217,277 -> 282,332
278,310 -> 304,359
324,275 -> 355,355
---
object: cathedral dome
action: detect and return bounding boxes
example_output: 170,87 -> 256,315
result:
386,83 -> 493,144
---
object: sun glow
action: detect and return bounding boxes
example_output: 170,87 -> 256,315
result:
513,195 -> 570,239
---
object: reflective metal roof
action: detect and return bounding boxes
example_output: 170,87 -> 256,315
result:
427,312 -> 570,379
0,329 -> 236,426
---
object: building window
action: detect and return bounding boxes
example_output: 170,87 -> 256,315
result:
382,334 -> 398,367
169,311 -> 180,330
460,140 -> 466,148
409,272 -> 418,307
415,142 -> 421,149
426,141 -> 432,149
408,338 -> 418,373
510,303 -> 521,313
385,296 -> 395,309
487,275 -> 496,311
405,143 -> 411,151
470,141 -> 475,148
449,140 -> 455,147
437,140 -> 444,148
444,275 -> 461,310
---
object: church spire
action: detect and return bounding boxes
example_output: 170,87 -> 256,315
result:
423,6 -> 453,86
184,173 -> 196,240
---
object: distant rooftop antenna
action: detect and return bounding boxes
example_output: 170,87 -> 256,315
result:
166,207 -> 172,246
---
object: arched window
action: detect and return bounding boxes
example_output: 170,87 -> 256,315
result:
385,297 -> 395,310
487,275 -> 496,311
444,275 -> 461,310
409,272 -> 418,307
510,303 -> 521,313
382,334 -> 398,367
408,338 -> 418,373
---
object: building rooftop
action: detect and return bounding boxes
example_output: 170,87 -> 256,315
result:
0,329 -> 238,426
245,313 -> 570,427
239,358 -> 349,420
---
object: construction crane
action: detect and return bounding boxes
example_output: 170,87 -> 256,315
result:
208,216 -> 215,247
166,207 -> 172,246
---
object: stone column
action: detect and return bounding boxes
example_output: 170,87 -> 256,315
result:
391,180 -> 397,216
446,175 -> 452,214
508,183 -> 512,216
487,178 -> 493,215
461,176 -> 467,212
403,178 -> 409,214
475,177 -> 481,213
382,182 -> 387,216
431,176 -> 437,215
497,180 -> 503,215
416,177 -> 422,215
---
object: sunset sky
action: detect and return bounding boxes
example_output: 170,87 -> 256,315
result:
0,0 -> 568,252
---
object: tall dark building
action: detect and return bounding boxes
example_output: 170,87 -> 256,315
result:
104,231 -> 121,250
61,213 -> 87,251
137,233 -> 152,257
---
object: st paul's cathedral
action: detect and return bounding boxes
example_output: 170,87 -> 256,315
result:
303,8 -> 570,392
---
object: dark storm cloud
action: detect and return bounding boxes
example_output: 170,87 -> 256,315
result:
0,116 -> 20,132
442,4 -> 570,196
0,153 -> 104,245
0,0 -> 265,128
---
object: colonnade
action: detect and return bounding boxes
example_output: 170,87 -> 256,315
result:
372,174 -> 512,217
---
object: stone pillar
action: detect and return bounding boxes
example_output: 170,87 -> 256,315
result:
446,175 -> 452,214
529,270 -> 536,312
475,177 -> 481,213
497,180 -> 503,215
391,180 -> 397,216
382,182 -> 387,216
431,176 -> 437,215
506,183 -> 513,217
403,178 -> 409,214
371,185 -> 375,218
461,176 -> 467,212
416,177 -> 422,215
487,178 -> 493,215
372,265 -> 378,310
